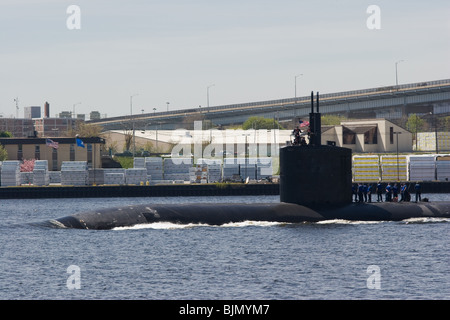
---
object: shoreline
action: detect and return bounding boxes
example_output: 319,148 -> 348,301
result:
0,181 -> 449,199
0,183 -> 279,199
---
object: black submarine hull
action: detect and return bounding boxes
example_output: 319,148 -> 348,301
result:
52,201 -> 450,230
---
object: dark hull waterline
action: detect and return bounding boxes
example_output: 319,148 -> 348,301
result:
52,201 -> 450,230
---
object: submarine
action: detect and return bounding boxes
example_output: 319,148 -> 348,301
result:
52,92 -> 450,230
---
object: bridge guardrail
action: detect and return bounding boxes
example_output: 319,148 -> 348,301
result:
89,79 -> 450,125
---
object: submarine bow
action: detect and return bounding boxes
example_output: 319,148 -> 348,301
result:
52,202 -> 450,230
52,203 -> 323,230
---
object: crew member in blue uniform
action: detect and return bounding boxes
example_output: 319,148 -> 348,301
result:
367,184 -> 373,203
414,182 -> 422,203
376,182 -> 383,202
399,183 -> 406,202
385,183 -> 392,202
358,183 -> 364,203
393,183 -> 399,201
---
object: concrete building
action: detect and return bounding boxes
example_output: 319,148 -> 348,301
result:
90,111 -> 101,120
0,118 -> 35,137
0,137 -> 105,171
322,119 -> 412,153
59,111 -> 72,119
24,106 -> 41,119
33,118 -> 77,138
104,129 -> 293,158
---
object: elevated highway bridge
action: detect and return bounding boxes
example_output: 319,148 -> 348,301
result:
88,79 -> 450,131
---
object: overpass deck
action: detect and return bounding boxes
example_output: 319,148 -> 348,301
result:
88,79 -> 450,129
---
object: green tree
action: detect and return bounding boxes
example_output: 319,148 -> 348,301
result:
67,121 -> 103,138
439,116 -> 450,132
321,114 -> 346,126
0,131 -> 13,137
406,114 -> 426,133
0,144 -> 8,161
242,116 -> 284,130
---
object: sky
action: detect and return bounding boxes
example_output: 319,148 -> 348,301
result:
0,0 -> 449,119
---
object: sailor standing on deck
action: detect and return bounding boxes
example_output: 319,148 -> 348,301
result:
385,183 -> 392,202
393,183 -> 399,200
377,182 -> 383,202
367,184 -> 372,203
414,182 -> 422,203
400,183 -> 406,202
358,183 -> 364,203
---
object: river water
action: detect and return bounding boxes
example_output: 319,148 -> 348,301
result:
0,194 -> 449,301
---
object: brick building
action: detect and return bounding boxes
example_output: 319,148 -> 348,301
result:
0,137 -> 105,171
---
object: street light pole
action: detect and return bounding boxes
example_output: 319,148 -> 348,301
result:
433,112 -> 439,155
415,116 -> 418,152
243,133 -> 251,183
207,84 -> 215,108
130,94 -> 139,157
130,94 -> 138,116
395,60 -> 404,88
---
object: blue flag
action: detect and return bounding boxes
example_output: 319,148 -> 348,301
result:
76,138 -> 85,148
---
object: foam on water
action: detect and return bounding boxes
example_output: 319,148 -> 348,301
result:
113,222 -> 208,230
317,217 -> 450,225
401,217 -> 450,224
113,220 -> 286,230
316,219 -> 383,225
112,217 -> 450,230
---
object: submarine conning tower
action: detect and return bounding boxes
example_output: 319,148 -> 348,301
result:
280,91 -> 353,207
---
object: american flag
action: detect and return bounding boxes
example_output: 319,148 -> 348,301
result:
46,138 -> 59,149
299,120 -> 310,128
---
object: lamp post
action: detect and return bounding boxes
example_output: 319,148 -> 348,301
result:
393,131 -> 402,181
207,84 -> 215,108
242,133 -> 251,183
130,94 -> 138,116
395,60 -> 404,88
130,94 -> 138,157
433,111 -> 439,155
295,74 -> 303,98
415,117 -> 418,151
